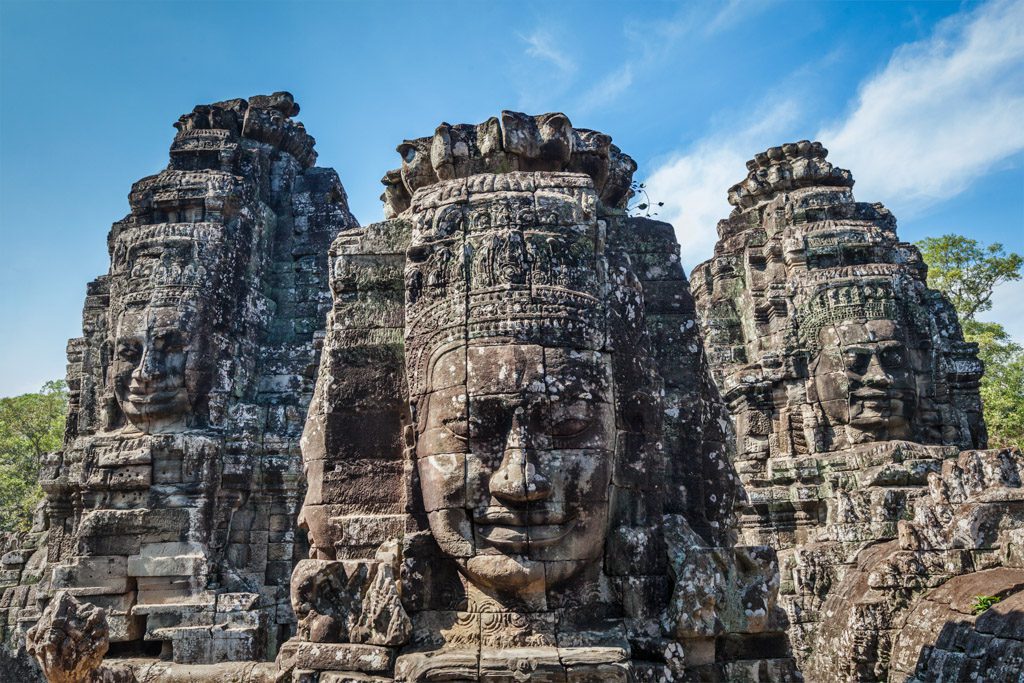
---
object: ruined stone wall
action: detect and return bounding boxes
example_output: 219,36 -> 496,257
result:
0,93 -> 357,670
692,141 -> 1024,681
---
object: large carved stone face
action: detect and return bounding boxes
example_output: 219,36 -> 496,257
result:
416,343 -> 615,595
112,305 -> 196,433
811,318 -> 918,442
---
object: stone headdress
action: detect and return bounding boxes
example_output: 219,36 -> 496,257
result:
793,277 -> 928,355
303,112 -> 743,560
403,172 -> 609,400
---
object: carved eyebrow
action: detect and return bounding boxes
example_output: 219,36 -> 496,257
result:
554,389 -> 605,404
842,346 -> 872,354
153,329 -> 183,343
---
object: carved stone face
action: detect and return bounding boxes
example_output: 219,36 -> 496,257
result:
416,343 -> 615,595
811,318 -> 918,442
112,305 -> 196,433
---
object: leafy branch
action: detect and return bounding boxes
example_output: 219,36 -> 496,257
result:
629,181 -> 664,218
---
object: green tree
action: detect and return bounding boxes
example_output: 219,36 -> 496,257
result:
0,381 -> 67,532
917,235 -> 1024,448
918,235 -> 1022,320
971,323 -> 1024,449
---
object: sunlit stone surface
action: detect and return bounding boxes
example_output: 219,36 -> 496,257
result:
0,93 -> 357,676
280,112 -> 797,682
692,141 -> 1024,681
2,101 -> 1018,682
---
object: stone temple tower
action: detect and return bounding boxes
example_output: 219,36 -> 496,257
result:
1,93 -> 357,668
276,111 -> 798,682
692,141 -> 1024,681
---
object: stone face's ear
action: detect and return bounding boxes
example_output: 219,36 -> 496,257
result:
535,112 -> 573,166
397,137 -> 437,195
431,123 -> 455,180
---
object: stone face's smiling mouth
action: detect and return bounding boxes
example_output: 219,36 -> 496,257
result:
128,388 -> 183,404
474,510 -> 578,552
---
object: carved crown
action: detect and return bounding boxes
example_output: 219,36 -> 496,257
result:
403,173 -> 607,398
795,279 -> 906,353
727,140 -> 855,210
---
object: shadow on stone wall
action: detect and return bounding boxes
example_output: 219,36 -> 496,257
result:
0,642 -> 43,682
904,591 -> 1024,681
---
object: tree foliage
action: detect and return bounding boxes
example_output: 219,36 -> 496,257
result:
917,235 -> 1024,449
966,320 -> 1024,449
918,234 -> 1023,320
0,381 -> 67,532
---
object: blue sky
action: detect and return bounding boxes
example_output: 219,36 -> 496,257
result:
1,0 -> 1022,396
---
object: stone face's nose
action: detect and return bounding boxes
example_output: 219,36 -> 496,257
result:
133,345 -> 164,383
489,414 -> 552,504
861,351 -> 893,387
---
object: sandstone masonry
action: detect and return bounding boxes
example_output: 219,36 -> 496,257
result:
692,141 -> 1024,681
1,93 -> 357,675
1,101 -> 1021,683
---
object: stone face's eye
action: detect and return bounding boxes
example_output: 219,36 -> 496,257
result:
844,350 -> 870,375
442,414 -> 469,439
880,348 -> 903,369
545,400 -> 595,438
154,331 -> 183,352
548,417 -> 591,438
117,342 -> 141,362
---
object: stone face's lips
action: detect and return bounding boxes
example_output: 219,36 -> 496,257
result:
525,521 -> 578,546
476,519 -> 577,552
127,388 -> 184,405
473,508 -> 569,526
851,389 -> 899,398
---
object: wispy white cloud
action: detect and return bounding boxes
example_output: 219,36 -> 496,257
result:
819,0 -> 1024,210
576,2 -> 773,114
643,98 -> 801,269
519,28 -> 577,75
576,63 -> 634,115
705,0 -> 776,36
642,0 -> 1024,271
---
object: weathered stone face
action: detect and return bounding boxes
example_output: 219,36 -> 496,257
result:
111,304 -> 197,433
810,318 -> 918,442
404,175 -> 616,597
692,140 -> 1024,681
285,112 -> 796,682
2,93 -> 358,675
417,343 -> 615,592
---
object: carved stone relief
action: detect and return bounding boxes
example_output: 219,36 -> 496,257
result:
0,93 -> 357,675
281,113 -> 798,682
692,141 -> 1024,680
